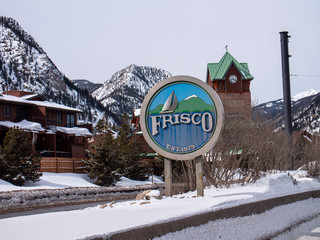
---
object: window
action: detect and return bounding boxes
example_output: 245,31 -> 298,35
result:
4,105 -> 11,118
67,114 -> 75,127
56,112 -> 62,124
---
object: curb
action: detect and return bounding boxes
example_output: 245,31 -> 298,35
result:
94,190 -> 320,240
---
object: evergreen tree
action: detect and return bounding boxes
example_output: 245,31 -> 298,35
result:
0,128 -> 42,186
86,125 -> 119,186
116,114 -> 149,181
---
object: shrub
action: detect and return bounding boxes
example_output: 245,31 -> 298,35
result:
0,128 -> 42,186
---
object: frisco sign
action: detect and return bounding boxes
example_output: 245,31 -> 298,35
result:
140,76 -> 224,160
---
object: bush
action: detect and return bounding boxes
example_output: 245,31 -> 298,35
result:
0,128 -> 42,186
85,128 -> 120,186
116,114 -> 149,181
171,117 -> 294,192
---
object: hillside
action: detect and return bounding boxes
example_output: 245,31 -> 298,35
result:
72,79 -> 102,93
0,16 -> 105,124
93,64 -> 171,125
253,89 -> 320,133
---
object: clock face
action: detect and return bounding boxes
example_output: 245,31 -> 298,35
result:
229,75 -> 238,84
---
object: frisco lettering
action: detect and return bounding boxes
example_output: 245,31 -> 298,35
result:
150,112 -> 214,136
166,144 -> 196,152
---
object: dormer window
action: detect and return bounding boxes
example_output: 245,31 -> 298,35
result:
4,105 -> 11,118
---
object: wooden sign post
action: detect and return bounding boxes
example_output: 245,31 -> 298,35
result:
164,158 -> 172,197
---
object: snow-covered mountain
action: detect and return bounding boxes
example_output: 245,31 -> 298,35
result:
0,16 -> 105,124
93,64 -> 171,125
253,89 -> 320,134
72,79 -> 102,93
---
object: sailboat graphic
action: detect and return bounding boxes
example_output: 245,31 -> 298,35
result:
160,91 -> 178,114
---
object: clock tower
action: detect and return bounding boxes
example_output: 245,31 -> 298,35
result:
206,51 -> 254,119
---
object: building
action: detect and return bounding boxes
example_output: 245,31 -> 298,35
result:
206,51 -> 254,119
0,90 -> 92,173
131,109 -> 158,163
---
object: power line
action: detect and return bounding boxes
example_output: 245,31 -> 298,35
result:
290,74 -> 320,77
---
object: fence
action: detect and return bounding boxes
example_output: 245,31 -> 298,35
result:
40,157 -> 86,173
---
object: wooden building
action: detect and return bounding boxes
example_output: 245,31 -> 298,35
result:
131,109 -> 158,163
0,91 -> 92,173
207,51 -> 254,119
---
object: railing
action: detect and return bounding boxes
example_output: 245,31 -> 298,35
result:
40,157 -> 86,173
28,116 -> 45,126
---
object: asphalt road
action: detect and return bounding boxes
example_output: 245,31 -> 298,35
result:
0,200 -> 116,219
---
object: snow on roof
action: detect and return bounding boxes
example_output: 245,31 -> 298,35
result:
0,120 -> 45,132
56,126 -> 92,137
0,94 -> 82,113
21,94 -> 45,101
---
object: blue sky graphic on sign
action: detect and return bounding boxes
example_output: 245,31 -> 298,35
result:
145,82 -> 217,155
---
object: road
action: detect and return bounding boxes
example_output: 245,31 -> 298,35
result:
274,215 -> 320,240
0,200 -> 115,219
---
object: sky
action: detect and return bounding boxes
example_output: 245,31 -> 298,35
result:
1,0 -> 320,104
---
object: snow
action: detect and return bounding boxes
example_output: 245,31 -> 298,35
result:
156,198 -> 320,240
184,94 -> 197,100
134,108 -> 141,117
0,173 -> 98,191
0,171 -> 319,239
0,94 -> 82,113
115,175 -> 163,187
292,89 -> 320,102
56,126 -> 92,137
0,173 -> 164,192
0,119 -> 45,132
266,102 -> 273,107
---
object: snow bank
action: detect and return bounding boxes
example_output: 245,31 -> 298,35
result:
0,173 -> 164,212
0,171 -> 319,240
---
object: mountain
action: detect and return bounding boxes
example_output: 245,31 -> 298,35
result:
253,89 -> 320,134
149,95 -> 215,115
72,79 -> 102,93
0,16 -> 105,124
93,64 -> 171,125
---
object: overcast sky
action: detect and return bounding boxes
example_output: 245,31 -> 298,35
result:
2,0 -> 320,104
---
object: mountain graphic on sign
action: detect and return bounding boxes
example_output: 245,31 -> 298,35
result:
149,95 -> 215,115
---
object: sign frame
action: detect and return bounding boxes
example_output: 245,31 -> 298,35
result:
140,75 -> 224,161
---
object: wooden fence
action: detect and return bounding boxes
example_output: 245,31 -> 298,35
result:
40,157 -> 86,173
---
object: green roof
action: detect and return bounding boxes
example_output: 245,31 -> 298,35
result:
207,52 -> 253,81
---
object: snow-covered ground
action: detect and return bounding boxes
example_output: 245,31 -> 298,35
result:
0,172 -> 163,192
0,171 -> 319,240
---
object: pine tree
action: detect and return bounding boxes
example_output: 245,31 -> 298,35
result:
0,128 -> 42,186
116,114 -> 149,181
86,125 -> 119,186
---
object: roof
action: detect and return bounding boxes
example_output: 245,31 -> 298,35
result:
21,94 -> 46,101
207,51 -> 254,81
0,94 -> 82,113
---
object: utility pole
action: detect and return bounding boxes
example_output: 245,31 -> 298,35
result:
280,31 -> 293,137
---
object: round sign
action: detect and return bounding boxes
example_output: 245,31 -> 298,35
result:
140,75 -> 224,160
